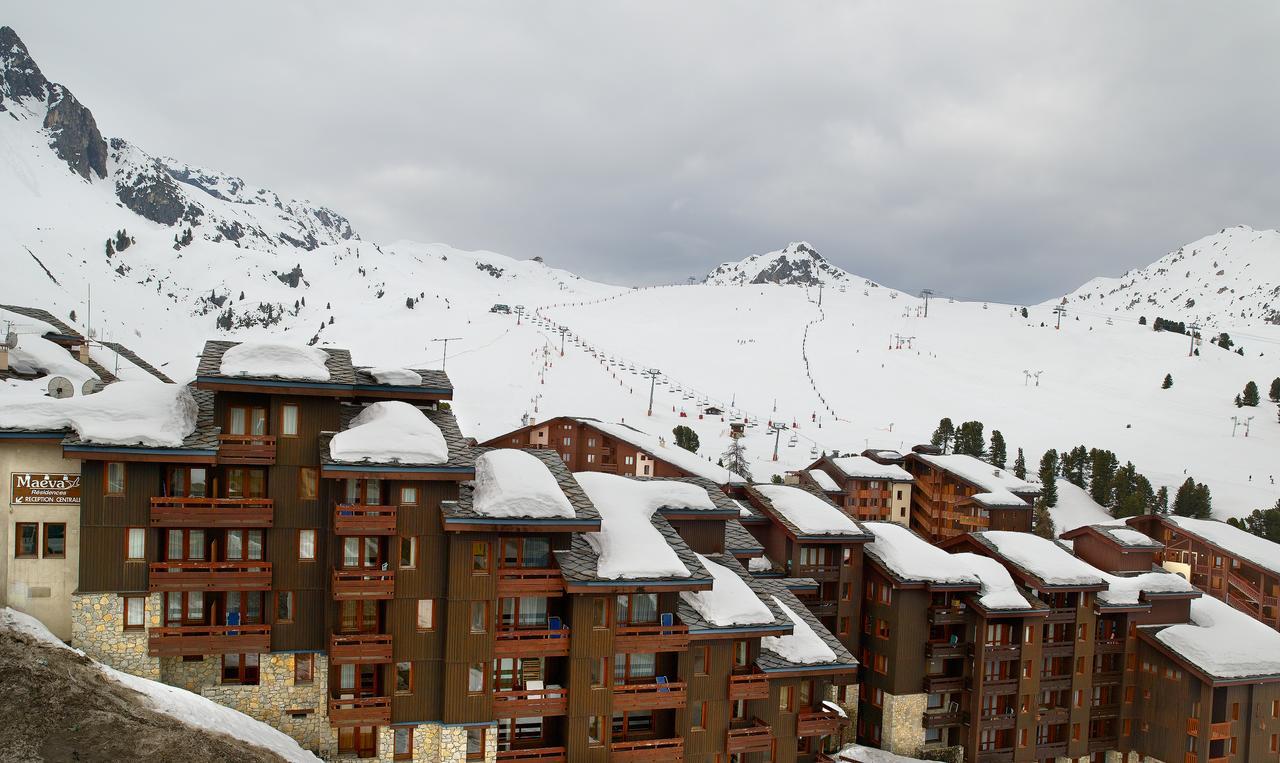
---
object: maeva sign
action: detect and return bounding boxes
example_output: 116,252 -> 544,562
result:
11,472 -> 81,505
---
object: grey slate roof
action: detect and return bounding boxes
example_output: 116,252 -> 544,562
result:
62,387 -> 220,452
745,483 -> 871,541
197,340 -> 357,384
751,578 -> 858,672
554,513 -> 710,586
320,402 -> 473,468
353,367 -> 452,392
0,304 -> 79,336
676,553 -> 791,635
446,447 -> 599,523
725,518 -> 764,555
98,340 -> 174,383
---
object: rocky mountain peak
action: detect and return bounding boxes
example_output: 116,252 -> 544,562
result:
704,241 -> 858,286
0,26 -> 49,104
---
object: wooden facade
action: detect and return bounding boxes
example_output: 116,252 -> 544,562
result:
903,451 -> 1035,543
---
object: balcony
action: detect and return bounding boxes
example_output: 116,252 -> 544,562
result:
497,567 -> 566,596
1039,675 -> 1072,692
1093,670 -> 1122,685
496,747 -> 566,763
150,497 -> 274,528
980,643 -> 1021,659
1041,641 -> 1075,657
1038,707 -> 1069,725
1209,721 -> 1231,740
329,633 -> 393,665
978,677 -> 1019,694
923,674 -> 965,693
1089,703 -> 1120,720
796,563 -> 842,581
807,600 -> 838,618
922,710 -> 967,728
333,504 -> 397,536
726,720 -> 773,754
493,688 -> 569,718
927,641 -> 968,659
929,606 -> 967,625
975,749 -> 1013,763
1088,737 -> 1118,754
980,712 -> 1017,730
1047,608 -> 1076,623
217,434 -> 276,465
1095,639 -> 1125,654
149,561 -> 272,592
331,568 -> 395,600
147,624 -> 271,656
613,681 -> 687,712
728,672 -> 771,701
610,737 -> 685,762
494,627 -> 571,658
797,707 -> 847,737
1038,742 -> 1069,758
615,623 -> 690,653
328,696 -> 391,727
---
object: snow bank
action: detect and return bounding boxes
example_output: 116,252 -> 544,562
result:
1165,516 -> 1280,578
916,453 -> 1037,507
761,596 -> 838,664
1097,569 -> 1195,606
0,381 -> 196,446
807,469 -> 841,492
680,554 -> 774,627
755,484 -> 862,535
575,418 -> 744,484
834,744 -> 934,763
1050,481 -> 1114,532
831,456 -> 911,481
1104,527 -> 1159,548
949,552 -> 1030,610
473,449 -> 574,518
330,401 -> 448,464
747,555 -> 774,572
864,522 -> 979,585
1155,595 -> 1280,679
368,367 -> 421,386
6,332 -> 97,386
979,531 -> 1105,586
575,472 -> 691,579
219,342 -> 330,381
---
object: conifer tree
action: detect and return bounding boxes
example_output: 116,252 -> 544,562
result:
1171,478 -> 1212,519
930,417 -> 955,454
1032,498 -> 1056,539
1013,448 -> 1027,480
720,438 -> 752,482
1242,381 -> 1260,407
1088,449 -> 1118,506
1227,499 -> 1280,543
954,421 -> 985,457
1269,377 -> 1280,403
1038,450 -> 1059,507
1162,374 -> 1173,389
1153,486 -> 1169,515
988,430 -> 1007,469
672,425 -> 700,453
1060,446 -> 1089,488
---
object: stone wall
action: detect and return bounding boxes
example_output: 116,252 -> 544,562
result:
70,591 -> 160,679
880,690 -> 927,757
827,682 -> 860,748
196,653 -> 335,756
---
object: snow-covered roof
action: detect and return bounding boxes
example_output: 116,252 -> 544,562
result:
915,453 -> 1039,507
0,381 -> 196,446
1153,595 -> 1280,680
472,449 -> 575,519
753,484 -> 866,537
366,367 -> 423,386
977,531 -> 1106,587
833,744 -> 935,763
830,456 -> 912,482
1163,516 -> 1280,579
218,342 -> 331,381
680,554 -> 775,627
1048,480 -> 1114,532
329,401 -> 448,465
807,469 -> 841,492
761,595 -> 838,664
574,472 -> 693,579
863,522 -> 980,587
1099,526 -> 1162,549
1097,569 -> 1195,606
949,552 -> 1033,611
573,417 -> 745,485
3,330 -> 97,387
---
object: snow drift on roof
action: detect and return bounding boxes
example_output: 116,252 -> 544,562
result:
864,522 -> 979,586
329,401 -> 447,464
761,595 -> 838,664
367,367 -> 421,386
574,418 -> 744,484
219,342 -> 330,381
472,449 -> 574,519
574,472 -> 692,579
1102,527 -> 1160,548
0,381 -> 195,446
917,453 -> 1038,507
680,554 -> 775,627
1096,569 -> 1194,606
5,332 -> 97,387
755,484 -> 863,535
1155,595 -> 1280,679
831,456 -> 911,481
950,552 -> 1031,610
1164,516 -> 1280,578
1049,481 -> 1114,532
833,744 -> 935,763
979,531 -> 1105,586
807,469 -> 841,492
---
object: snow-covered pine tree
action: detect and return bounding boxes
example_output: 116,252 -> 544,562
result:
720,438 -> 752,482
988,430 -> 1006,469
1013,448 -> 1027,480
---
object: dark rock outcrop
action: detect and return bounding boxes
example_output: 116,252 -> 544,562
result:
43,83 -> 108,179
0,26 -> 49,105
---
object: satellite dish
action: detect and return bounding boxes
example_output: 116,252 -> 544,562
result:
47,376 -> 74,399
82,379 -> 104,395
4,332 -> 17,349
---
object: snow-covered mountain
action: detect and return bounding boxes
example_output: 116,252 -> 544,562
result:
1054,225 -> 1280,330
704,242 -> 874,287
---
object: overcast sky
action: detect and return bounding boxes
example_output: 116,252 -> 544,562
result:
9,2 -> 1280,301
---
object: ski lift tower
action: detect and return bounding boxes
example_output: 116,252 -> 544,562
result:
1187,322 -> 1201,357
769,422 -> 789,462
643,368 -> 662,416
919,289 -> 934,317
1053,305 -> 1067,330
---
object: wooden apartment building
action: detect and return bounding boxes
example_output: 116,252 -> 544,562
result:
802,451 -> 914,526
903,449 -> 1039,542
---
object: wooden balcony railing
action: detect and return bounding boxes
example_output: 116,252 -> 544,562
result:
980,712 -> 1017,730
1038,742 -> 1068,758
150,497 -> 274,528
927,641 -> 967,659
615,623 -> 690,653
331,568 -> 395,600
333,504 -> 397,536
492,688 -> 568,718
981,643 -> 1021,658
1047,608 -> 1076,622
1087,737 -> 1118,754
497,567 -> 565,596
612,681 -> 687,712
975,749 -> 1014,763
1041,641 -> 1075,657
922,710 -> 967,728
217,434 -> 276,465
923,674 -> 965,693
147,623 -> 271,656
928,606 -> 967,625
728,672 -> 771,701
329,633 -> 393,665
1094,639 -> 1125,654
328,695 -> 391,727
1039,675 -> 1072,692
494,627 -> 571,658
796,563 -> 843,580
726,720 -> 773,754
796,708 -> 847,737
1186,718 -> 1199,736
1209,721 -> 1231,740
148,561 -> 272,592
496,747 -> 567,763
610,737 -> 685,762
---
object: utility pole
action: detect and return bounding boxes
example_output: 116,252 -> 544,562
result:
430,337 -> 462,370
1053,305 -> 1066,330
1187,323 -> 1201,357
817,282 -> 824,307
514,305 -> 524,325
643,368 -> 661,416
558,326 -> 569,356
919,289 -> 933,318
770,422 -> 789,461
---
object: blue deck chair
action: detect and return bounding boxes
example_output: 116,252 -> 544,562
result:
655,675 -> 670,693
548,616 -> 563,638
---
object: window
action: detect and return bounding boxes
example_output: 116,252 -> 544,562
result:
280,404 -> 299,437
395,661 -> 412,694
693,645 -> 708,675
276,591 -> 295,623
470,601 -> 488,633
400,536 -> 417,568
229,406 -> 267,436
298,529 -> 316,561
779,685 -> 793,712
587,716 -> 603,746
416,599 -> 435,630
294,654 -> 314,684
123,596 -> 146,630
465,728 -> 485,760
616,593 -> 658,625
591,597 -> 609,628
590,657 -> 607,687
105,462 -> 126,495
471,541 -> 490,572
400,486 -> 418,505
733,640 -> 749,669
15,523 -> 38,558
615,652 -> 657,683
222,653 -> 260,685
393,727 -> 413,761
298,468 -> 317,499
125,528 -> 146,560
41,525 -> 65,559
467,663 -> 485,693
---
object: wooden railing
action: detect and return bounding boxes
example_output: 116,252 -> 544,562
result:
148,561 -> 272,592
923,674 -> 965,693
1187,717 -> 1199,736
728,672 -> 771,700
1047,608 -> 1076,622
328,695 -> 391,727
1209,721 -> 1231,740
922,710 -> 967,728
150,497 -> 274,528
796,563 -> 843,579
981,643 -> 1021,658
615,623 -> 689,653
928,606 -> 966,625
333,504 -> 397,535
495,747 -> 567,763
796,708 -> 847,737
147,623 -> 271,656
494,626 -> 571,657
612,681 -> 687,711
331,568 -> 396,600
492,688 -> 569,718
329,633 -> 393,665
726,720 -> 773,754
610,737 -> 685,762
217,434 -> 276,465
497,567 -> 565,595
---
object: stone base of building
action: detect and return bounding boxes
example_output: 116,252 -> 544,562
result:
880,690 -> 928,757
70,591 -> 161,680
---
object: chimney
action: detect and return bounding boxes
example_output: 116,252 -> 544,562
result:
0,345 -> 8,373
77,343 -> 90,364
